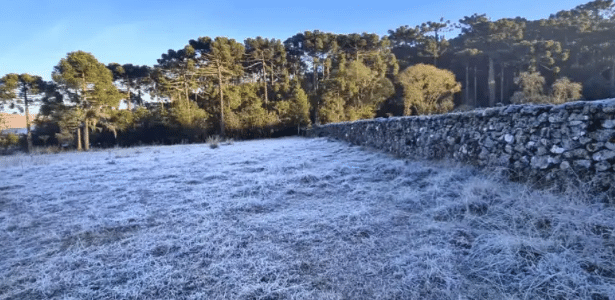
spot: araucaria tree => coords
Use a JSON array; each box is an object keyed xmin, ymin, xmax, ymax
[
  {"xmin": 397, "ymin": 63, "xmax": 461, "ymax": 115},
  {"xmin": 277, "ymin": 79, "xmax": 311, "ymax": 134},
  {"xmin": 52, "ymin": 51, "xmax": 122, "ymax": 150},
  {"xmin": 190, "ymin": 37, "xmax": 245, "ymax": 137},
  {"xmin": 244, "ymin": 37, "xmax": 287, "ymax": 107},
  {"xmin": 107, "ymin": 63, "xmax": 152, "ymax": 110},
  {"xmin": 0, "ymin": 73, "xmax": 45, "ymax": 152}
]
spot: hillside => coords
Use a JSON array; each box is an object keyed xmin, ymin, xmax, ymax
[{"xmin": 1, "ymin": 137, "xmax": 613, "ymax": 299}]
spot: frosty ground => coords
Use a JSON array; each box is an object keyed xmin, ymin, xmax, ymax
[{"xmin": 1, "ymin": 137, "xmax": 614, "ymax": 299}]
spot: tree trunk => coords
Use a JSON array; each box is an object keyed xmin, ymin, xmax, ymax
[
  {"xmin": 500, "ymin": 66, "xmax": 505, "ymax": 104},
  {"xmin": 84, "ymin": 120, "xmax": 90, "ymax": 151},
  {"xmin": 313, "ymin": 59, "xmax": 320, "ymax": 125},
  {"xmin": 24, "ymin": 92, "xmax": 32, "ymax": 153},
  {"xmin": 262, "ymin": 58, "xmax": 268, "ymax": 105},
  {"xmin": 184, "ymin": 76, "xmax": 189, "ymax": 102},
  {"xmin": 218, "ymin": 65, "xmax": 225, "ymax": 137},
  {"xmin": 81, "ymin": 73, "xmax": 89, "ymax": 151},
  {"xmin": 488, "ymin": 56, "xmax": 496, "ymax": 107},
  {"xmin": 77, "ymin": 125, "xmax": 82, "ymax": 151},
  {"xmin": 313, "ymin": 59, "xmax": 318, "ymax": 91},
  {"xmin": 474, "ymin": 66, "xmax": 478, "ymax": 107},
  {"xmin": 126, "ymin": 76, "xmax": 132, "ymax": 111},
  {"xmin": 611, "ymin": 58, "xmax": 615, "ymax": 97},
  {"xmin": 185, "ymin": 78, "xmax": 192, "ymax": 122},
  {"xmin": 434, "ymin": 32, "xmax": 439, "ymax": 67},
  {"xmin": 465, "ymin": 63, "xmax": 470, "ymax": 106},
  {"xmin": 127, "ymin": 91, "xmax": 132, "ymax": 110}
]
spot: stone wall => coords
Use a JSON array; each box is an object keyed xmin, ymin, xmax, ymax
[{"xmin": 309, "ymin": 99, "xmax": 615, "ymax": 197}]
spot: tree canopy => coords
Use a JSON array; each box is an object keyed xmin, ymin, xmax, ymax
[
  {"xmin": 52, "ymin": 51, "xmax": 123, "ymax": 150},
  {"xmin": 0, "ymin": 73, "xmax": 45, "ymax": 152},
  {"xmin": 397, "ymin": 64, "xmax": 461, "ymax": 115},
  {"xmin": 3, "ymin": 0, "xmax": 615, "ymax": 150}
]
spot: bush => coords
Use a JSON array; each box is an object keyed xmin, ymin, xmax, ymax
[
  {"xmin": 551, "ymin": 77, "xmax": 583, "ymax": 104},
  {"xmin": 207, "ymin": 135, "xmax": 221, "ymax": 149},
  {"xmin": 0, "ymin": 133, "xmax": 20, "ymax": 148},
  {"xmin": 512, "ymin": 72, "xmax": 583, "ymax": 105},
  {"xmin": 397, "ymin": 64, "xmax": 461, "ymax": 115}
]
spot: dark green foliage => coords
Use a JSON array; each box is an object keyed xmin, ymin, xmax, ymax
[
  {"xmin": 277, "ymin": 79, "xmax": 311, "ymax": 133},
  {"xmin": 8, "ymin": 0, "xmax": 615, "ymax": 148},
  {"xmin": 107, "ymin": 63, "xmax": 152, "ymax": 110},
  {"xmin": 188, "ymin": 36, "xmax": 245, "ymax": 137},
  {"xmin": 52, "ymin": 51, "xmax": 123, "ymax": 150}
]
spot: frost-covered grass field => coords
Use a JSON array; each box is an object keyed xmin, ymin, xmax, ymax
[{"xmin": 1, "ymin": 137, "xmax": 614, "ymax": 300}]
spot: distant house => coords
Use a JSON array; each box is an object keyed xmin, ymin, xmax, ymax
[{"xmin": 0, "ymin": 113, "xmax": 36, "ymax": 135}]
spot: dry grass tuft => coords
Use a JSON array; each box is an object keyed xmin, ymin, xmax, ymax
[{"xmin": 207, "ymin": 135, "xmax": 221, "ymax": 149}]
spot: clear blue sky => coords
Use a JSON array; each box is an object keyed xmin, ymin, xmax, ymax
[{"xmin": 1, "ymin": 0, "xmax": 587, "ymax": 81}]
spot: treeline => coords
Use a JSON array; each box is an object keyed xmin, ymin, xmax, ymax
[{"xmin": 1, "ymin": 0, "xmax": 614, "ymax": 152}]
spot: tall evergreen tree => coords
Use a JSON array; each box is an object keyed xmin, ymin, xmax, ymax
[
  {"xmin": 388, "ymin": 25, "xmax": 421, "ymax": 48},
  {"xmin": 0, "ymin": 73, "xmax": 45, "ymax": 152},
  {"xmin": 244, "ymin": 37, "xmax": 287, "ymax": 107},
  {"xmin": 453, "ymin": 48, "xmax": 482, "ymax": 106},
  {"xmin": 155, "ymin": 47, "xmax": 199, "ymax": 104},
  {"xmin": 52, "ymin": 51, "xmax": 123, "ymax": 150},
  {"xmin": 189, "ymin": 36, "xmax": 245, "ymax": 137},
  {"xmin": 285, "ymin": 31, "xmax": 338, "ymax": 123},
  {"xmin": 107, "ymin": 63, "xmax": 152, "ymax": 110},
  {"xmin": 460, "ymin": 15, "xmax": 525, "ymax": 106},
  {"xmin": 388, "ymin": 25, "xmax": 422, "ymax": 70},
  {"xmin": 418, "ymin": 18, "xmax": 453, "ymax": 67},
  {"xmin": 277, "ymin": 79, "xmax": 311, "ymax": 133}
]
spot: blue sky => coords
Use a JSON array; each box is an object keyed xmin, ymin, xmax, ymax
[{"xmin": 1, "ymin": 0, "xmax": 587, "ymax": 81}]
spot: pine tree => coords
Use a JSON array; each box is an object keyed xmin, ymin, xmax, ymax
[
  {"xmin": 53, "ymin": 51, "xmax": 123, "ymax": 150},
  {"xmin": 418, "ymin": 18, "xmax": 453, "ymax": 67},
  {"xmin": 244, "ymin": 37, "xmax": 287, "ymax": 107},
  {"xmin": 277, "ymin": 79, "xmax": 311, "ymax": 134},
  {"xmin": 107, "ymin": 63, "xmax": 152, "ymax": 110},
  {"xmin": 0, "ymin": 73, "xmax": 45, "ymax": 152},
  {"xmin": 190, "ymin": 37, "xmax": 245, "ymax": 137}
]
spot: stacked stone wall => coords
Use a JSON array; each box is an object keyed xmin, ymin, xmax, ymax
[{"xmin": 310, "ymin": 99, "xmax": 615, "ymax": 197}]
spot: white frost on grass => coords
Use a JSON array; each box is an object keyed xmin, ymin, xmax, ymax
[{"xmin": 1, "ymin": 137, "xmax": 614, "ymax": 299}]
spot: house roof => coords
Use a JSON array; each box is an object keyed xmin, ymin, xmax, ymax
[{"xmin": 0, "ymin": 113, "xmax": 37, "ymax": 130}]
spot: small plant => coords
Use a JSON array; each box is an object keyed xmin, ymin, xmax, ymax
[
  {"xmin": 207, "ymin": 135, "xmax": 221, "ymax": 149},
  {"xmin": 44, "ymin": 145, "xmax": 61, "ymax": 154},
  {"xmin": 0, "ymin": 133, "xmax": 20, "ymax": 149},
  {"xmin": 223, "ymin": 138, "xmax": 234, "ymax": 146}
]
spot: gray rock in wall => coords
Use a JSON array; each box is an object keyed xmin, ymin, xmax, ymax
[{"xmin": 593, "ymin": 150, "xmax": 615, "ymax": 161}]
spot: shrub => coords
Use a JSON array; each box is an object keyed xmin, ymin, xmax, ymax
[
  {"xmin": 397, "ymin": 64, "xmax": 461, "ymax": 115},
  {"xmin": 512, "ymin": 72, "xmax": 583, "ymax": 104},
  {"xmin": 207, "ymin": 135, "xmax": 221, "ymax": 149},
  {"xmin": 551, "ymin": 77, "xmax": 583, "ymax": 104},
  {"xmin": 0, "ymin": 133, "xmax": 20, "ymax": 148}
]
